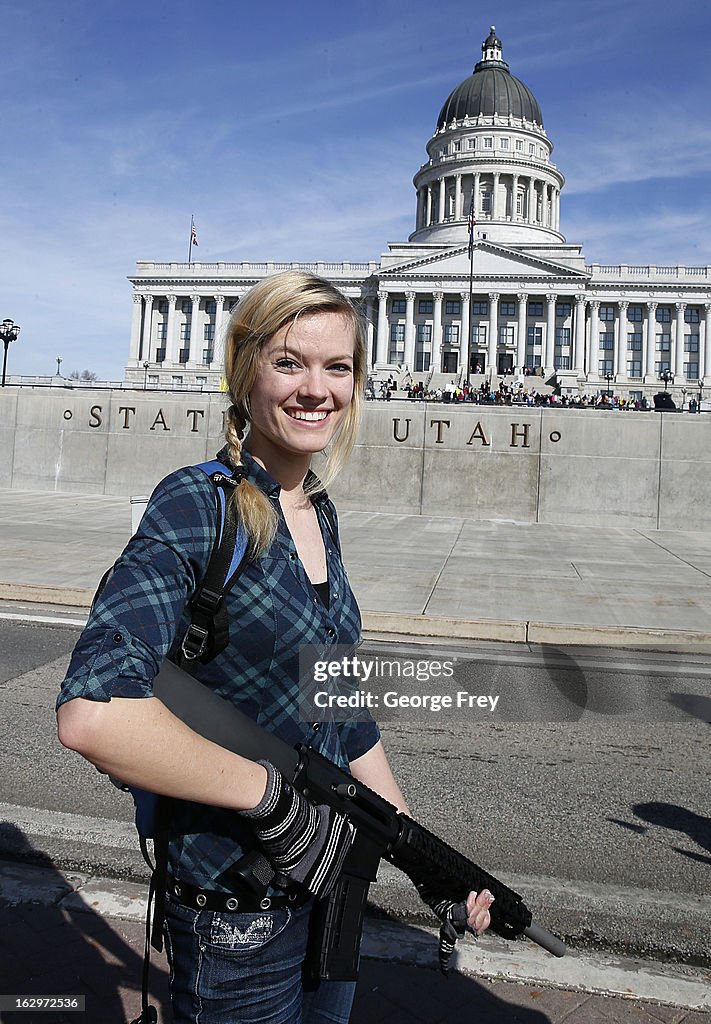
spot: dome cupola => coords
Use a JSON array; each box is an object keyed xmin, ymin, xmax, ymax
[{"xmin": 437, "ymin": 26, "xmax": 543, "ymax": 130}]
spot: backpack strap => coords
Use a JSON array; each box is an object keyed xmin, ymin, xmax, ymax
[{"xmin": 179, "ymin": 460, "xmax": 250, "ymax": 664}]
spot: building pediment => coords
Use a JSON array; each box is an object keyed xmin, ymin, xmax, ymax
[{"xmin": 378, "ymin": 241, "xmax": 589, "ymax": 282}]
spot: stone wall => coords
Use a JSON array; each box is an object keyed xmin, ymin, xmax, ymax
[{"xmin": 1, "ymin": 387, "xmax": 709, "ymax": 531}]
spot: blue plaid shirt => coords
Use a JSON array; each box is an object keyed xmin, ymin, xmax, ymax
[{"xmin": 58, "ymin": 449, "xmax": 380, "ymax": 889}]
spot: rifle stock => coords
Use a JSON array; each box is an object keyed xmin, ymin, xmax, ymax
[{"xmin": 153, "ymin": 659, "xmax": 566, "ymax": 976}]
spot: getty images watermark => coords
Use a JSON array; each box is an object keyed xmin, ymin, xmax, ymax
[{"xmin": 297, "ymin": 646, "xmax": 500, "ymax": 722}]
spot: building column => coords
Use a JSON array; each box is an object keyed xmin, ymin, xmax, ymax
[
  {"xmin": 459, "ymin": 292, "xmax": 470, "ymax": 376},
  {"xmin": 473, "ymin": 172, "xmax": 481, "ymax": 219},
  {"xmin": 527, "ymin": 177, "xmax": 535, "ymax": 224},
  {"xmin": 141, "ymin": 295, "xmax": 154, "ymax": 364},
  {"xmin": 492, "ymin": 172, "xmax": 500, "ymax": 219},
  {"xmin": 511, "ymin": 174, "xmax": 519, "ymax": 220},
  {"xmin": 213, "ymin": 296, "xmax": 226, "ymax": 369},
  {"xmin": 375, "ymin": 291, "xmax": 389, "ymax": 365},
  {"xmin": 432, "ymin": 291, "xmax": 443, "ymax": 374},
  {"xmin": 615, "ymin": 301, "xmax": 628, "ymax": 379},
  {"xmin": 703, "ymin": 303, "xmax": 711, "ymax": 381},
  {"xmin": 573, "ymin": 294, "xmax": 586, "ymax": 375},
  {"xmin": 516, "ymin": 292, "xmax": 527, "ymax": 372},
  {"xmin": 165, "ymin": 294, "xmax": 178, "ymax": 366},
  {"xmin": 425, "ymin": 187, "xmax": 432, "ymax": 227},
  {"xmin": 454, "ymin": 175, "xmax": 462, "ymax": 220},
  {"xmin": 417, "ymin": 189, "xmax": 425, "ymax": 230},
  {"xmin": 674, "ymin": 302, "xmax": 687, "ymax": 378},
  {"xmin": 545, "ymin": 293, "xmax": 557, "ymax": 373},
  {"xmin": 365, "ymin": 296, "xmax": 375, "ymax": 368},
  {"xmin": 129, "ymin": 294, "xmax": 143, "ymax": 364},
  {"xmin": 488, "ymin": 292, "xmax": 499, "ymax": 374},
  {"xmin": 404, "ymin": 291, "xmax": 416, "ymax": 370},
  {"xmin": 555, "ymin": 189, "xmax": 561, "ymax": 231},
  {"xmin": 587, "ymin": 300, "xmax": 600, "ymax": 380},
  {"xmin": 438, "ymin": 179, "xmax": 446, "ymax": 224},
  {"xmin": 189, "ymin": 295, "xmax": 202, "ymax": 365},
  {"xmin": 644, "ymin": 302, "xmax": 657, "ymax": 381}
]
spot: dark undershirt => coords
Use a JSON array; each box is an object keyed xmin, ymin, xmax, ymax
[{"xmin": 312, "ymin": 579, "xmax": 329, "ymax": 607}]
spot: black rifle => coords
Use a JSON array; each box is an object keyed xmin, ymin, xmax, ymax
[{"xmin": 154, "ymin": 660, "xmax": 566, "ymax": 979}]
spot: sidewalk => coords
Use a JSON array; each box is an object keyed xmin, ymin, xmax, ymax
[
  {"xmin": 0, "ymin": 863, "xmax": 709, "ymax": 1024},
  {"xmin": 2, "ymin": 488, "xmax": 711, "ymax": 646}
]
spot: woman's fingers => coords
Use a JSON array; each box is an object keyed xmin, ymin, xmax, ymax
[{"xmin": 465, "ymin": 889, "xmax": 495, "ymax": 935}]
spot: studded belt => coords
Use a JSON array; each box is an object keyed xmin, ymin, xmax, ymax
[{"xmin": 167, "ymin": 877, "xmax": 310, "ymax": 914}]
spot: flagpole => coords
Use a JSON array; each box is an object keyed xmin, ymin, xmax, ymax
[
  {"xmin": 466, "ymin": 194, "xmax": 476, "ymax": 386},
  {"xmin": 188, "ymin": 215, "xmax": 194, "ymax": 264}
]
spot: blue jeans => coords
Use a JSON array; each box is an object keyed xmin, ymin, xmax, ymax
[{"xmin": 164, "ymin": 896, "xmax": 356, "ymax": 1024}]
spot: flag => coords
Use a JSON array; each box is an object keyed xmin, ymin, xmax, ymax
[
  {"xmin": 467, "ymin": 194, "xmax": 476, "ymax": 257},
  {"xmin": 191, "ymin": 222, "xmax": 199, "ymax": 247}
]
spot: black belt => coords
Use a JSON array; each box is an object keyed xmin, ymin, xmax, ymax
[{"xmin": 167, "ymin": 877, "xmax": 310, "ymax": 914}]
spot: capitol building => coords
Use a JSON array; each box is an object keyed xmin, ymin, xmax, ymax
[{"xmin": 125, "ymin": 28, "xmax": 710, "ymax": 400}]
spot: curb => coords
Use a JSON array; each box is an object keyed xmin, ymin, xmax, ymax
[{"xmin": 3, "ymin": 583, "xmax": 711, "ymax": 649}]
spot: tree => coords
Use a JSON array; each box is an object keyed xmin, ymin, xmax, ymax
[{"xmin": 69, "ymin": 369, "xmax": 99, "ymax": 381}]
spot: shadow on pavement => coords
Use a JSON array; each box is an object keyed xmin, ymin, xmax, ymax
[
  {"xmin": 633, "ymin": 801, "xmax": 711, "ymax": 866},
  {"xmin": 0, "ymin": 826, "xmax": 169, "ymax": 1024}
]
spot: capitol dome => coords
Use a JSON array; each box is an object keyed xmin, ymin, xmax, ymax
[{"xmin": 437, "ymin": 27, "xmax": 543, "ymax": 129}]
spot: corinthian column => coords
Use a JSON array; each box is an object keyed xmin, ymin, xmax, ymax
[
  {"xmin": 587, "ymin": 300, "xmax": 600, "ymax": 380},
  {"xmin": 644, "ymin": 301, "xmax": 657, "ymax": 382},
  {"xmin": 545, "ymin": 293, "xmax": 556, "ymax": 373},
  {"xmin": 129, "ymin": 294, "xmax": 143, "ymax": 364},
  {"xmin": 404, "ymin": 292, "xmax": 416, "ymax": 371},
  {"xmin": 432, "ymin": 291, "xmax": 443, "ymax": 374},
  {"xmin": 459, "ymin": 292, "xmax": 470, "ymax": 377},
  {"xmin": 703, "ymin": 303, "xmax": 711, "ymax": 381},
  {"xmin": 375, "ymin": 291, "xmax": 389, "ymax": 365},
  {"xmin": 516, "ymin": 292, "xmax": 527, "ymax": 372},
  {"xmin": 573, "ymin": 294, "xmax": 586, "ymax": 375},
  {"xmin": 616, "ymin": 301, "xmax": 628, "ymax": 379},
  {"xmin": 165, "ymin": 295, "xmax": 178, "ymax": 366},
  {"xmin": 488, "ymin": 293, "xmax": 499, "ymax": 374},
  {"xmin": 674, "ymin": 302, "xmax": 687, "ymax": 378}
]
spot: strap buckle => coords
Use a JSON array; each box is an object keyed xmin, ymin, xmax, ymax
[{"xmin": 181, "ymin": 623, "xmax": 210, "ymax": 661}]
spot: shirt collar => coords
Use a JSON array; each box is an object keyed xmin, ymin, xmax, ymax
[{"xmin": 215, "ymin": 445, "xmax": 329, "ymax": 505}]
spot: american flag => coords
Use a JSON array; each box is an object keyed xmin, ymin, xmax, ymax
[
  {"xmin": 190, "ymin": 221, "xmax": 199, "ymax": 247},
  {"xmin": 467, "ymin": 195, "xmax": 476, "ymax": 257}
]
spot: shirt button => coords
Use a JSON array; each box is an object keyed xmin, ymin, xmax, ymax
[
  {"xmin": 289, "ymin": 552, "xmax": 297, "ymax": 560},
  {"xmin": 326, "ymin": 628, "xmax": 336, "ymax": 639},
  {"xmin": 112, "ymin": 632, "xmax": 123, "ymax": 644}
]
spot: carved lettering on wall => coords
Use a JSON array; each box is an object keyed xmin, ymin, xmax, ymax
[
  {"xmin": 187, "ymin": 409, "xmax": 205, "ymax": 433},
  {"xmin": 150, "ymin": 409, "xmax": 171, "ymax": 432},
  {"xmin": 430, "ymin": 419, "xmax": 450, "ymax": 444},
  {"xmin": 119, "ymin": 406, "xmax": 136, "ymax": 430},
  {"xmin": 89, "ymin": 406, "xmax": 103, "ymax": 428},
  {"xmin": 393, "ymin": 418, "xmax": 411, "ymax": 443},
  {"xmin": 510, "ymin": 423, "xmax": 530, "ymax": 448},
  {"xmin": 466, "ymin": 422, "xmax": 490, "ymax": 447}
]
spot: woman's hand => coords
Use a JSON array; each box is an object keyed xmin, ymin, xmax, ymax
[{"xmin": 465, "ymin": 888, "xmax": 494, "ymax": 936}]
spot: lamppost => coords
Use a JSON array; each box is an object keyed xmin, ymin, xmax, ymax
[
  {"xmin": 659, "ymin": 368, "xmax": 673, "ymax": 392},
  {"xmin": 1, "ymin": 319, "xmax": 21, "ymax": 387},
  {"xmin": 699, "ymin": 378, "xmax": 705, "ymax": 414},
  {"xmin": 143, "ymin": 361, "xmax": 150, "ymax": 389},
  {"xmin": 681, "ymin": 386, "xmax": 688, "ymax": 412},
  {"xmin": 604, "ymin": 371, "xmax": 614, "ymax": 399},
  {"xmin": 56, "ymin": 356, "xmax": 62, "ymax": 376}
]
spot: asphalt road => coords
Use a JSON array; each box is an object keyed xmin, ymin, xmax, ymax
[{"xmin": 1, "ymin": 615, "xmax": 709, "ymax": 962}]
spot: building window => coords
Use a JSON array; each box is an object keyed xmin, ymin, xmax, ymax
[
  {"xmin": 443, "ymin": 324, "xmax": 459, "ymax": 345},
  {"xmin": 627, "ymin": 360, "xmax": 642, "ymax": 377},
  {"xmin": 453, "ymin": 141, "xmax": 461, "ymax": 152},
  {"xmin": 445, "ymin": 299, "xmax": 460, "ymax": 315},
  {"xmin": 391, "ymin": 299, "xmax": 406, "ymax": 314},
  {"xmin": 629, "ymin": 391, "xmax": 643, "ymax": 402},
  {"xmin": 205, "ymin": 300, "xmax": 217, "ymax": 315},
  {"xmin": 554, "ymin": 355, "xmax": 571, "ymax": 370},
  {"xmin": 656, "ymin": 334, "xmax": 671, "ymax": 351},
  {"xmin": 529, "ymin": 143, "xmax": 535, "ymax": 154},
  {"xmin": 390, "ymin": 324, "xmax": 405, "ymax": 344},
  {"xmin": 599, "ymin": 305, "xmax": 615, "ymax": 321},
  {"xmin": 467, "ymin": 138, "xmax": 476, "ymax": 149},
  {"xmin": 655, "ymin": 360, "xmax": 671, "ymax": 374},
  {"xmin": 471, "ymin": 301, "xmax": 488, "ymax": 316},
  {"xmin": 148, "ymin": 374, "xmax": 159, "ymax": 385},
  {"xmin": 598, "ymin": 359, "xmax": 614, "ymax": 375},
  {"xmin": 685, "ymin": 335, "xmax": 700, "ymax": 352},
  {"xmin": 656, "ymin": 306, "xmax": 672, "ymax": 323},
  {"xmin": 172, "ymin": 375, "xmax": 184, "ymax": 385},
  {"xmin": 627, "ymin": 305, "xmax": 643, "ymax": 322},
  {"xmin": 685, "ymin": 307, "xmax": 700, "ymax": 324},
  {"xmin": 628, "ymin": 334, "xmax": 642, "ymax": 350},
  {"xmin": 473, "ymin": 324, "xmax": 487, "ymax": 346},
  {"xmin": 525, "ymin": 354, "xmax": 542, "ymax": 369},
  {"xmin": 202, "ymin": 349, "xmax": 214, "ymax": 364},
  {"xmin": 180, "ymin": 299, "xmax": 192, "ymax": 314},
  {"xmin": 180, "ymin": 323, "xmax": 191, "ymax": 341},
  {"xmin": 684, "ymin": 362, "xmax": 699, "ymax": 378},
  {"xmin": 415, "ymin": 351, "xmax": 430, "ymax": 372},
  {"xmin": 483, "ymin": 137, "xmax": 493, "ymax": 148},
  {"xmin": 528, "ymin": 301, "xmax": 543, "ymax": 317},
  {"xmin": 556, "ymin": 302, "xmax": 571, "ymax": 318},
  {"xmin": 500, "ymin": 137, "xmax": 509, "ymax": 149},
  {"xmin": 203, "ymin": 324, "xmax": 214, "ymax": 341},
  {"xmin": 158, "ymin": 300, "xmax": 168, "ymax": 315},
  {"xmin": 599, "ymin": 333, "xmax": 614, "ymax": 350},
  {"xmin": 155, "ymin": 348, "xmax": 166, "ymax": 363},
  {"xmin": 156, "ymin": 323, "xmax": 167, "ymax": 342},
  {"xmin": 178, "ymin": 348, "xmax": 190, "ymax": 363},
  {"xmin": 499, "ymin": 325, "xmax": 515, "ymax": 346},
  {"xmin": 527, "ymin": 326, "xmax": 543, "ymax": 346},
  {"xmin": 515, "ymin": 139, "xmax": 524, "ymax": 151},
  {"xmin": 555, "ymin": 328, "xmax": 571, "ymax": 345},
  {"xmin": 500, "ymin": 301, "xmax": 515, "ymax": 316},
  {"xmin": 196, "ymin": 376, "xmax": 208, "ymax": 386},
  {"xmin": 515, "ymin": 191, "xmax": 525, "ymax": 215},
  {"xmin": 418, "ymin": 299, "xmax": 433, "ymax": 314},
  {"xmin": 481, "ymin": 191, "xmax": 492, "ymax": 213},
  {"xmin": 416, "ymin": 324, "xmax": 432, "ymax": 344}
]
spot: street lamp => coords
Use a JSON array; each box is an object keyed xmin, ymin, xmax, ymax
[
  {"xmin": 56, "ymin": 356, "xmax": 62, "ymax": 376},
  {"xmin": 143, "ymin": 361, "xmax": 150, "ymax": 389},
  {"xmin": 681, "ymin": 386, "xmax": 688, "ymax": 412},
  {"xmin": 604, "ymin": 371, "xmax": 614, "ymax": 399},
  {"xmin": 0, "ymin": 319, "xmax": 21, "ymax": 387},
  {"xmin": 659, "ymin": 368, "xmax": 673, "ymax": 392},
  {"xmin": 698, "ymin": 378, "xmax": 705, "ymax": 414}
]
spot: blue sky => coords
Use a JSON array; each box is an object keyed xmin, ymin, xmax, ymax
[{"xmin": 2, "ymin": 0, "xmax": 711, "ymax": 379}]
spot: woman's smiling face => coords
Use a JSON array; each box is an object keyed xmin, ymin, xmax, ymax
[{"xmin": 246, "ymin": 310, "xmax": 356, "ymax": 465}]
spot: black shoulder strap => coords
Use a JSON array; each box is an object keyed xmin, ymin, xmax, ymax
[{"xmin": 179, "ymin": 462, "xmax": 250, "ymax": 664}]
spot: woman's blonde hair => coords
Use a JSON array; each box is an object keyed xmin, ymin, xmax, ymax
[{"xmin": 222, "ymin": 270, "xmax": 366, "ymax": 557}]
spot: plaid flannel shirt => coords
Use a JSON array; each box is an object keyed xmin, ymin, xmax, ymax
[{"xmin": 58, "ymin": 449, "xmax": 380, "ymax": 889}]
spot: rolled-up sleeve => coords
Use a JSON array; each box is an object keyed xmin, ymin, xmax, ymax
[{"xmin": 57, "ymin": 467, "xmax": 217, "ymax": 709}]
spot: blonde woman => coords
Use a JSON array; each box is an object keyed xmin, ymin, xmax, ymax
[{"xmin": 57, "ymin": 272, "xmax": 492, "ymax": 1024}]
